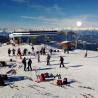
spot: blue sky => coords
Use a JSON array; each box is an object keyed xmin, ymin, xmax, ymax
[{"xmin": 0, "ymin": 0, "xmax": 98, "ymax": 30}]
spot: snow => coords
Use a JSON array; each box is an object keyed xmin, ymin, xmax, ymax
[{"xmin": 0, "ymin": 44, "xmax": 98, "ymax": 98}]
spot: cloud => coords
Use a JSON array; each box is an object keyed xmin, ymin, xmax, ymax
[
  {"xmin": 20, "ymin": 15, "xmax": 81, "ymax": 26},
  {"xmin": 30, "ymin": 4, "xmax": 66, "ymax": 17},
  {"xmin": 21, "ymin": 15, "xmax": 60, "ymax": 22},
  {"xmin": 20, "ymin": 14, "xmax": 98, "ymax": 29},
  {"xmin": 21, "ymin": 16, "xmax": 36, "ymax": 20},
  {"xmin": 21, "ymin": 15, "xmax": 58, "ymax": 21}
]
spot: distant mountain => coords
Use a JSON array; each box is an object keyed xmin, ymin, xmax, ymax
[
  {"xmin": 77, "ymin": 30, "xmax": 98, "ymax": 43},
  {"xmin": 77, "ymin": 30, "xmax": 98, "ymax": 36}
]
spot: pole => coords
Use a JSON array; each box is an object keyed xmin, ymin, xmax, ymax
[
  {"xmin": 75, "ymin": 32, "xmax": 78, "ymax": 49},
  {"xmin": 66, "ymin": 32, "xmax": 67, "ymax": 41}
]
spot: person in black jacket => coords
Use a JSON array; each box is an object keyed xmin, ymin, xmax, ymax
[
  {"xmin": 47, "ymin": 54, "xmax": 51, "ymax": 65},
  {"xmin": 12, "ymin": 48, "xmax": 16, "ymax": 56},
  {"xmin": 49, "ymin": 49, "xmax": 53, "ymax": 55},
  {"xmin": 32, "ymin": 46, "xmax": 34, "ymax": 51},
  {"xmin": 37, "ymin": 51, "xmax": 40, "ymax": 62},
  {"xmin": 22, "ymin": 57, "xmax": 27, "ymax": 71},
  {"xmin": 27, "ymin": 59, "xmax": 32, "ymax": 71},
  {"xmin": 60, "ymin": 56, "xmax": 65, "ymax": 68},
  {"xmin": 17, "ymin": 48, "xmax": 22, "ymax": 59},
  {"xmin": 8, "ymin": 48, "xmax": 11, "ymax": 56}
]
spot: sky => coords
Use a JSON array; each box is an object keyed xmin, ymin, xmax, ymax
[{"xmin": 0, "ymin": 0, "xmax": 98, "ymax": 30}]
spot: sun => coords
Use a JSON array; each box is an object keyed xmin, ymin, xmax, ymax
[{"xmin": 76, "ymin": 21, "xmax": 82, "ymax": 27}]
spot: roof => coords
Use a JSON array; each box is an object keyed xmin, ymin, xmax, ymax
[
  {"xmin": 10, "ymin": 30, "xmax": 58, "ymax": 37},
  {"xmin": 60, "ymin": 41, "xmax": 72, "ymax": 44}
]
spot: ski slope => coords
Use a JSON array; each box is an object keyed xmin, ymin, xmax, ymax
[{"xmin": 0, "ymin": 44, "xmax": 98, "ymax": 98}]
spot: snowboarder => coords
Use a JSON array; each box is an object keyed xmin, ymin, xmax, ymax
[
  {"xmin": 12, "ymin": 48, "xmax": 16, "ymax": 56},
  {"xmin": 27, "ymin": 59, "xmax": 32, "ymax": 71},
  {"xmin": 60, "ymin": 56, "xmax": 65, "ymax": 68},
  {"xmin": 47, "ymin": 54, "xmax": 51, "ymax": 65},
  {"xmin": 22, "ymin": 57, "xmax": 27, "ymax": 71},
  {"xmin": 8, "ymin": 48, "xmax": 11, "ymax": 56}
]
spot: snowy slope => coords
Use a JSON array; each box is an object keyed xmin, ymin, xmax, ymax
[{"xmin": 0, "ymin": 44, "xmax": 98, "ymax": 98}]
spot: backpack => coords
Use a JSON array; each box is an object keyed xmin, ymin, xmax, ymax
[
  {"xmin": 62, "ymin": 78, "xmax": 68, "ymax": 85},
  {"xmin": 44, "ymin": 73, "xmax": 49, "ymax": 78},
  {"xmin": 57, "ymin": 80, "xmax": 63, "ymax": 86},
  {"xmin": 40, "ymin": 74, "xmax": 45, "ymax": 81}
]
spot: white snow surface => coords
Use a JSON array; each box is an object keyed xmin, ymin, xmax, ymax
[{"xmin": 0, "ymin": 44, "xmax": 98, "ymax": 98}]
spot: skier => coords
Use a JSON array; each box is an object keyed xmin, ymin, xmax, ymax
[
  {"xmin": 17, "ymin": 48, "xmax": 21, "ymax": 55},
  {"xmin": 8, "ymin": 48, "xmax": 11, "ymax": 56},
  {"xmin": 49, "ymin": 49, "xmax": 53, "ymax": 55},
  {"xmin": 17, "ymin": 48, "xmax": 22, "ymax": 59},
  {"xmin": 23, "ymin": 48, "xmax": 27, "ymax": 56},
  {"xmin": 60, "ymin": 56, "xmax": 65, "ymax": 68},
  {"xmin": 37, "ymin": 52, "xmax": 40, "ymax": 62},
  {"xmin": 27, "ymin": 59, "xmax": 32, "ymax": 71},
  {"xmin": 22, "ymin": 57, "xmax": 27, "ymax": 71},
  {"xmin": 12, "ymin": 48, "xmax": 16, "ymax": 56},
  {"xmin": 32, "ymin": 46, "xmax": 34, "ymax": 51},
  {"xmin": 43, "ymin": 47, "xmax": 46, "ymax": 55},
  {"xmin": 47, "ymin": 54, "xmax": 51, "ymax": 65}
]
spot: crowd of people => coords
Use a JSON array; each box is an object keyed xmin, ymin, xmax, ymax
[
  {"xmin": 8, "ymin": 45, "xmax": 67, "ymax": 72},
  {"xmin": 8, "ymin": 48, "xmax": 28, "ymax": 57}
]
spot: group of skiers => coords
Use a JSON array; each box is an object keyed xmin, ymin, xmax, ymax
[
  {"xmin": 8, "ymin": 45, "xmax": 67, "ymax": 71},
  {"xmin": 8, "ymin": 48, "xmax": 16, "ymax": 56},
  {"xmin": 8, "ymin": 48, "xmax": 22, "ymax": 56},
  {"xmin": 22, "ymin": 57, "xmax": 32, "ymax": 71},
  {"xmin": 40, "ymin": 47, "xmax": 46, "ymax": 55},
  {"xmin": 36, "ymin": 52, "xmax": 65, "ymax": 67},
  {"xmin": 8, "ymin": 48, "xmax": 22, "ymax": 59},
  {"xmin": 8, "ymin": 48, "xmax": 29, "ymax": 56},
  {"xmin": 22, "ymin": 48, "xmax": 65, "ymax": 70},
  {"xmin": 35, "ymin": 47, "xmax": 51, "ymax": 64}
]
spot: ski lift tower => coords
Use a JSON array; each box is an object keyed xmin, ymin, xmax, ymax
[{"xmin": 75, "ymin": 21, "xmax": 82, "ymax": 49}]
